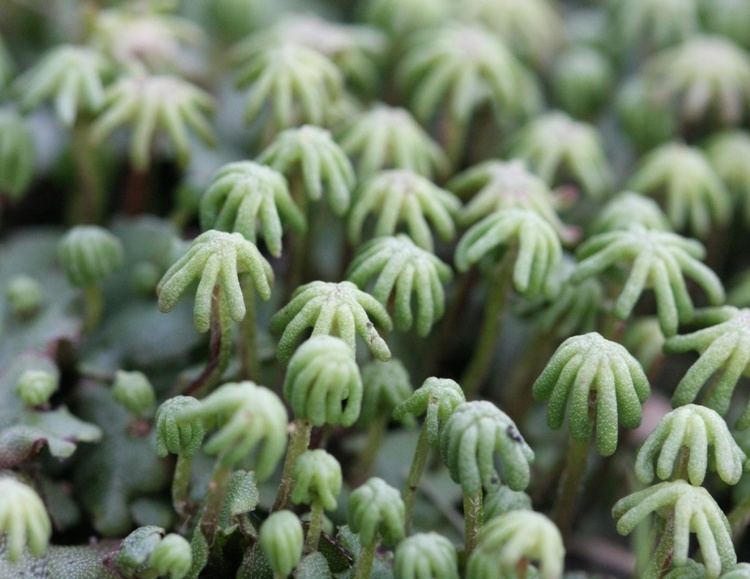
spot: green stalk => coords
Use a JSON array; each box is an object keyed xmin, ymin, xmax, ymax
[
  {"xmin": 200, "ymin": 462, "xmax": 233, "ymax": 544},
  {"xmin": 186, "ymin": 288, "xmax": 233, "ymax": 396},
  {"xmin": 460, "ymin": 251, "xmax": 515, "ymax": 399},
  {"xmin": 552, "ymin": 436, "xmax": 590, "ymax": 537},
  {"xmin": 83, "ymin": 284, "xmax": 103, "ymax": 333},
  {"xmin": 728, "ymin": 494, "xmax": 750, "ymax": 542},
  {"xmin": 354, "ymin": 541, "xmax": 377, "ymax": 579},
  {"xmin": 172, "ymin": 454, "xmax": 193, "ymax": 520},
  {"xmin": 239, "ymin": 276, "xmax": 258, "ymax": 380},
  {"xmin": 287, "ymin": 174, "xmax": 308, "ymax": 299},
  {"xmin": 354, "ymin": 414, "xmax": 388, "ymax": 484},
  {"xmin": 403, "ymin": 426, "xmax": 431, "ymax": 534},
  {"xmin": 504, "ymin": 331, "xmax": 556, "ymax": 420},
  {"xmin": 645, "ymin": 516, "xmax": 675, "ymax": 579},
  {"xmin": 305, "ymin": 500, "xmax": 324, "ymax": 553},
  {"xmin": 273, "ymin": 418, "xmax": 312, "ymax": 511},
  {"xmin": 463, "ymin": 490, "xmax": 483, "ymax": 556},
  {"xmin": 70, "ymin": 122, "xmax": 103, "ymax": 224}
]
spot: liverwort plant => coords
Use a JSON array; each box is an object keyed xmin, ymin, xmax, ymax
[
  {"xmin": 533, "ymin": 333, "xmax": 650, "ymax": 532},
  {"xmin": 0, "ymin": 476, "xmax": 52, "ymax": 562},
  {"xmin": 591, "ymin": 191, "xmax": 671, "ymax": 235},
  {"xmin": 348, "ymin": 477, "xmax": 405, "ymax": 579},
  {"xmin": 394, "ymin": 533, "xmax": 458, "ymax": 579},
  {"xmin": 572, "ymin": 225, "xmax": 724, "ymax": 336},
  {"xmin": 393, "ymin": 377, "xmax": 465, "ymax": 532},
  {"xmin": 455, "ymin": 207, "xmax": 562, "ymax": 397},
  {"xmin": 260, "ymin": 511, "xmax": 304, "ymax": 579},
  {"xmin": 157, "ymin": 230, "xmax": 273, "ymax": 390},
  {"xmin": 440, "ymin": 401, "xmax": 534, "ymax": 554}
]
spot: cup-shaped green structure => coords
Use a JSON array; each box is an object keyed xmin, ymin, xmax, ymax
[
  {"xmin": 291, "ymin": 449, "xmax": 342, "ymax": 512},
  {"xmin": 348, "ymin": 169, "xmax": 460, "ymax": 252},
  {"xmin": 0, "ymin": 476, "xmax": 51, "ymax": 561},
  {"xmin": 572, "ymin": 225, "xmax": 724, "ymax": 336},
  {"xmin": 533, "ymin": 332, "xmax": 650, "ymax": 456},
  {"xmin": 508, "ymin": 111, "xmax": 612, "ymax": 199},
  {"xmin": 642, "ymin": 36, "xmax": 750, "ymax": 127},
  {"xmin": 58, "ymin": 225, "xmax": 124, "ymax": 287},
  {"xmin": 260, "ymin": 510, "xmax": 304, "ymax": 579},
  {"xmin": 157, "ymin": 230, "xmax": 273, "ymax": 333},
  {"xmin": 665, "ymin": 307, "xmax": 750, "ymax": 422},
  {"xmin": 91, "ymin": 73, "xmax": 215, "ymax": 170},
  {"xmin": 552, "ymin": 45, "xmax": 614, "ymax": 120},
  {"xmin": 339, "ymin": 104, "xmax": 449, "ymax": 179},
  {"xmin": 16, "ymin": 369, "xmax": 58, "ymax": 407},
  {"xmin": 270, "ymin": 280, "xmax": 392, "ymax": 362},
  {"xmin": 155, "ymin": 396, "xmax": 205, "ymax": 458},
  {"xmin": 358, "ymin": 359, "xmax": 413, "ymax": 428},
  {"xmin": 15, "ymin": 45, "xmax": 110, "ymax": 126},
  {"xmin": 362, "ymin": 0, "xmax": 450, "ymax": 36},
  {"xmin": 393, "ymin": 377, "xmax": 465, "ymax": 446},
  {"xmin": 628, "ymin": 143, "xmax": 730, "ymax": 237},
  {"xmin": 591, "ymin": 191, "xmax": 671, "ymax": 235},
  {"xmin": 397, "ymin": 24, "xmax": 539, "ymax": 133},
  {"xmin": 616, "ymin": 78, "xmax": 677, "ymax": 150},
  {"xmin": 461, "ymin": 0, "xmax": 564, "ymax": 69},
  {"xmin": 706, "ymin": 131, "xmax": 750, "ymax": 226},
  {"xmin": 0, "ymin": 110, "xmax": 34, "ymax": 200},
  {"xmin": 233, "ymin": 43, "xmax": 343, "ymax": 130},
  {"xmin": 257, "ymin": 125, "xmax": 355, "ymax": 217},
  {"xmin": 347, "ymin": 235, "xmax": 452, "ymax": 336},
  {"xmin": 177, "ymin": 381, "xmax": 288, "ymax": 477},
  {"xmin": 348, "ymin": 477, "xmax": 405, "ymax": 546},
  {"xmin": 610, "ymin": 0, "xmax": 699, "ymax": 51},
  {"xmin": 200, "ymin": 161, "xmax": 305, "ymax": 258},
  {"xmin": 440, "ymin": 401, "xmax": 534, "ymax": 494},
  {"xmin": 467, "ymin": 511, "xmax": 565, "ymax": 579},
  {"xmin": 283, "ymin": 335, "xmax": 362, "ymax": 427},
  {"xmin": 148, "ymin": 533, "xmax": 192, "ymax": 579},
  {"xmin": 233, "ymin": 15, "xmax": 385, "ymax": 94},
  {"xmin": 613, "ymin": 481, "xmax": 736, "ymax": 578},
  {"xmin": 456, "ymin": 208, "xmax": 562, "ymax": 298},
  {"xmin": 112, "ymin": 370, "xmax": 155, "ymax": 418},
  {"xmin": 635, "ymin": 404, "xmax": 746, "ymax": 486},
  {"xmin": 394, "ymin": 532, "xmax": 459, "ymax": 579}
]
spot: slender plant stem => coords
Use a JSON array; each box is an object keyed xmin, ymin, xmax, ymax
[
  {"xmin": 70, "ymin": 122, "xmax": 103, "ymax": 224},
  {"xmin": 172, "ymin": 454, "xmax": 193, "ymax": 520},
  {"xmin": 463, "ymin": 490, "xmax": 483, "ymax": 556},
  {"xmin": 354, "ymin": 541, "xmax": 377, "ymax": 579},
  {"xmin": 83, "ymin": 284, "xmax": 103, "ymax": 333},
  {"xmin": 200, "ymin": 463, "xmax": 233, "ymax": 544},
  {"xmin": 287, "ymin": 174, "xmax": 308, "ymax": 300},
  {"xmin": 354, "ymin": 414, "xmax": 388, "ymax": 484},
  {"xmin": 728, "ymin": 493, "xmax": 750, "ymax": 542},
  {"xmin": 403, "ymin": 426, "xmax": 431, "ymax": 534},
  {"xmin": 645, "ymin": 516, "xmax": 674, "ymax": 579},
  {"xmin": 305, "ymin": 500, "xmax": 324, "ymax": 553},
  {"xmin": 504, "ymin": 331, "xmax": 556, "ymax": 420},
  {"xmin": 186, "ymin": 289, "xmax": 233, "ymax": 396},
  {"xmin": 122, "ymin": 164, "xmax": 150, "ymax": 215},
  {"xmin": 239, "ymin": 276, "xmax": 258, "ymax": 380},
  {"xmin": 273, "ymin": 418, "xmax": 312, "ymax": 511},
  {"xmin": 552, "ymin": 436, "xmax": 590, "ymax": 537},
  {"xmin": 460, "ymin": 251, "xmax": 515, "ymax": 399}
]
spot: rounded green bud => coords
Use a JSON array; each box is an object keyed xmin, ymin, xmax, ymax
[
  {"xmin": 148, "ymin": 533, "xmax": 192, "ymax": 579},
  {"xmin": 177, "ymin": 381, "xmax": 288, "ymax": 477},
  {"xmin": 616, "ymin": 78, "xmax": 676, "ymax": 151},
  {"xmin": 483, "ymin": 486, "xmax": 532, "ymax": 522},
  {"xmin": 5, "ymin": 275, "xmax": 43, "ymax": 318},
  {"xmin": 467, "ymin": 511, "xmax": 564, "ymax": 579},
  {"xmin": 394, "ymin": 532, "xmax": 458, "ymax": 579},
  {"xmin": 131, "ymin": 261, "xmax": 162, "ymax": 296},
  {"xmin": 613, "ymin": 481, "xmax": 736, "ymax": 578},
  {"xmin": 552, "ymin": 46, "xmax": 614, "ymax": 120},
  {"xmin": 291, "ymin": 449, "xmax": 342, "ymax": 511},
  {"xmin": 635, "ymin": 404, "xmax": 746, "ymax": 486},
  {"xmin": 393, "ymin": 377, "xmax": 465, "ymax": 446},
  {"xmin": 58, "ymin": 225, "xmax": 124, "ymax": 287},
  {"xmin": 155, "ymin": 396, "xmax": 205, "ymax": 458},
  {"xmin": 283, "ymin": 336, "xmax": 363, "ymax": 427},
  {"xmin": 16, "ymin": 369, "xmax": 59, "ymax": 407},
  {"xmin": 358, "ymin": 359, "xmax": 413, "ymax": 427},
  {"xmin": 0, "ymin": 110, "xmax": 35, "ymax": 201},
  {"xmin": 259, "ymin": 511, "xmax": 304, "ymax": 578},
  {"xmin": 117, "ymin": 525, "xmax": 164, "ymax": 575},
  {"xmin": 0, "ymin": 476, "xmax": 52, "ymax": 561},
  {"xmin": 112, "ymin": 370, "xmax": 156, "ymax": 418},
  {"xmin": 533, "ymin": 333, "xmax": 650, "ymax": 456},
  {"xmin": 440, "ymin": 401, "xmax": 534, "ymax": 495},
  {"xmin": 348, "ymin": 477, "xmax": 405, "ymax": 546}
]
